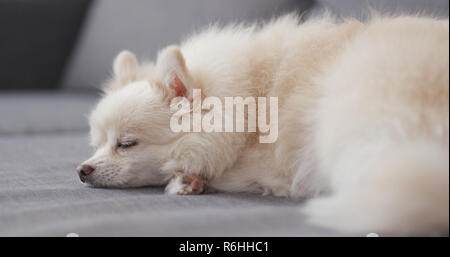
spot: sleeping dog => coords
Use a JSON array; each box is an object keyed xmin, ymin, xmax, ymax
[{"xmin": 77, "ymin": 14, "xmax": 449, "ymax": 235}]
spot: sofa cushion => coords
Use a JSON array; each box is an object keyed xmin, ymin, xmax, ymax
[
  {"xmin": 314, "ymin": 0, "xmax": 449, "ymax": 19},
  {"xmin": 0, "ymin": 132, "xmax": 337, "ymax": 236},
  {"xmin": 61, "ymin": 0, "xmax": 315, "ymax": 90},
  {"xmin": 0, "ymin": 92, "xmax": 97, "ymax": 135}
]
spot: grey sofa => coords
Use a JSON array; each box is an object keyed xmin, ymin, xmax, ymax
[{"xmin": 0, "ymin": 0, "xmax": 447, "ymax": 236}]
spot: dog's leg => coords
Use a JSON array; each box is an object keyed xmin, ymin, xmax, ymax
[
  {"xmin": 165, "ymin": 171, "xmax": 205, "ymax": 195},
  {"xmin": 163, "ymin": 132, "xmax": 247, "ymax": 195}
]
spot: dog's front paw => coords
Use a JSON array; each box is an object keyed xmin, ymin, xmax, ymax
[{"xmin": 165, "ymin": 172, "xmax": 205, "ymax": 195}]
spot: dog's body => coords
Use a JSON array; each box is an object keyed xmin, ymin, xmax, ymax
[{"xmin": 79, "ymin": 14, "xmax": 449, "ymax": 235}]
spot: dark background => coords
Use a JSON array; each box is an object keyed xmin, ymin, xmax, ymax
[
  {"xmin": 0, "ymin": 0, "xmax": 91, "ymax": 90},
  {"xmin": 0, "ymin": 0, "xmax": 312, "ymax": 91}
]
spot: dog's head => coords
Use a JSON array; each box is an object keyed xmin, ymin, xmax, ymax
[{"xmin": 77, "ymin": 46, "xmax": 194, "ymax": 187}]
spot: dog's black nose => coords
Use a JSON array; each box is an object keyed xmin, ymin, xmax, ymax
[{"xmin": 77, "ymin": 164, "xmax": 95, "ymax": 182}]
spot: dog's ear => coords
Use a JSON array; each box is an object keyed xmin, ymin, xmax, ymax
[
  {"xmin": 157, "ymin": 46, "xmax": 193, "ymax": 100},
  {"xmin": 113, "ymin": 50, "xmax": 139, "ymax": 84}
]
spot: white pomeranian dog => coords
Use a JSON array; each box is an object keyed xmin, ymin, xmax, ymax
[{"xmin": 77, "ymin": 13, "xmax": 449, "ymax": 236}]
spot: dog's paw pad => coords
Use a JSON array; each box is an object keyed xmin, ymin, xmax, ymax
[{"xmin": 165, "ymin": 173, "xmax": 204, "ymax": 195}]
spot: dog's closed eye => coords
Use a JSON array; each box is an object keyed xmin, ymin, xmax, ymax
[{"xmin": 117, "ymin": 140, "xmax": 138, "ymax": 149}]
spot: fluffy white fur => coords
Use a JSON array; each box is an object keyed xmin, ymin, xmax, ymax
[{"xmin": 80, "ymin": 14, "xmax": 449, "ymax": 236}]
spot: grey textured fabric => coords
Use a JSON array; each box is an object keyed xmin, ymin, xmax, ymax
[
  {"xmin": 0, "ymin": 92, "xmax": 97, "ymax": 135},
  {"xmin": 315, "ymin": 0, "xmax": 449, "ymax": 19},
  {"xmin": 0, "ymin": 132, "xmax": 337, "ymax": 236}
]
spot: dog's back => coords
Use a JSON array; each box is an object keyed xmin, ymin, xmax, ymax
[
  {"xmin": 302, "ymin": 16, "xmax": 449, "ymax": 235},
  {"xmin": 189, "ymin": 15, "xmax": 449, "ymax": 235}
]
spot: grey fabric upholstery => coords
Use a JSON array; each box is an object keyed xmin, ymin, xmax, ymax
[
  {"xmin": 314, "ymin": 0, "xmax": 449, "ymax": 19},
  {"xmin": 0, "ymin": 93, "xmax": 97, "ymax": 135},
  {"xmin": 0, "ymin": 125, "xmax": 335, "ymax": 236}
]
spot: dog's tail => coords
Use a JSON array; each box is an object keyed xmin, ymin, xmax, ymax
[{"xmin": 303, "ymin": 142, "xmax": 449, "ymax": 236}]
